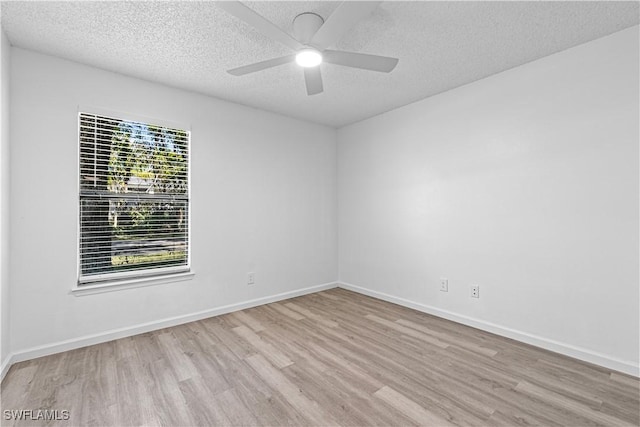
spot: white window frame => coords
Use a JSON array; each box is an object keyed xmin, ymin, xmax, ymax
[{"xmin": 73, "ymin": 107, "xmax": 193, "ymax": 295}]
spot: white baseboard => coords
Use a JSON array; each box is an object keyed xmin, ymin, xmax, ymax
[
  {"xmin": 2, "ymin": 282, "xmax": 338, "ymax": 381},
  {"xmin": 338, "ymin": 281, "xmax": 639, "ymax": 378},
  {"xmin": 0, "ymin": 353, "xmax": 12, "ymax": 382}
]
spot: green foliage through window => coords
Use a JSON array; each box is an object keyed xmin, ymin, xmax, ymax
[{"xmin": 79, "ymin": 113, "xmax": 190, "ymax": 283}]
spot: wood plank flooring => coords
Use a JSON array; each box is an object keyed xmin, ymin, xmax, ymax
[{"xmin": 1, "ymin": 288, "xmax": 638, "ymax": 426}]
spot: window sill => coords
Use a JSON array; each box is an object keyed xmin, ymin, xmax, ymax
[{"xmin": 71, "ymin": 271, "xmax": 195, "ymax": 296}]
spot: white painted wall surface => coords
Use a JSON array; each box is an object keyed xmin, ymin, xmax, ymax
[
  {"xmin": 338, "ymin": 27, "xmax": 639, "ymax": 373},
  {"xmin": 9, "ymin": 48, "xmax": 337, "ymax": 355},
  {"xmin": 0, "ymin": 26, "xmax": 11, "ymax": 371}
]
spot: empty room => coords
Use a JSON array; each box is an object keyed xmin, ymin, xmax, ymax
[{"xmin": 0, "ymin": 1, "xmax": 638, "ymax": 426}]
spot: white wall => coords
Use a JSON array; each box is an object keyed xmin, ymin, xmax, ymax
[
  {"xmin": 9, "ymin": 48, "xmax": 337, "ymax": 356},
  {"xmin": 338, "ymin": 27, "xmax": 639, "ymax": 375},
  {"xmin": 0, "ymin": 26, "xmax": 11, "ymax": 372}
]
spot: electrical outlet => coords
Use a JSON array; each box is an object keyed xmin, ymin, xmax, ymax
[
  {"xmin": 470, "ymin": 284, "xmax": 479, "ymax": 298},
  {"xmin": 440, "ymin": 278, "xmax": 448, "ymax": 292},
  {"xmin": 247, "ymin": 272, "xmax": 255, "ymax": 285}
]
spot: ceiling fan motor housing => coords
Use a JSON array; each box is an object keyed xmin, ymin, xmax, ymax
[{"xmin": 293, "ymin": 12, "xmax": 324, "ymax": 45}]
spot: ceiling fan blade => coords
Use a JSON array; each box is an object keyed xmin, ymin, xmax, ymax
[
  {"xmin": 310, "ymin": 1, "xmax": 381, "ymax": 49},
  {"xmin": 323, "ymin": 50, "xmax": 398, "ymax": 73},
  {"xmin": 217, "ymin": 1, "xmax": 303, "ymax": 51},
  {"xmin": 228, "ymin": 55, "xmax": 296, "ymax": 76},
  {"xmin": 304, "ymin": 67, "xmax": 323, "ymax": 96}
]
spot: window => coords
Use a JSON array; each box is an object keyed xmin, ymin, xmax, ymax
[{"xmin": 78, "ymin": 112, "xmax": 190, "ymax": 285}]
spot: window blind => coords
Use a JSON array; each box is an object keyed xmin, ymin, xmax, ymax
[{"xmin": 78, "ymin": 113, "xmax": 190, "ymax": 284}]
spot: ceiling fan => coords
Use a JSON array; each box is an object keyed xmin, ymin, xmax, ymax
[{"xmin": 218, "ymin": 1, "xmax": 399, "ymax": 96}]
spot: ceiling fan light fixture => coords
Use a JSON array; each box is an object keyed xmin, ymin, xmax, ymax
[
  {"xmin": 220, "ymin": 1, "xmax": 398, "ymax": 95},
  {"xmin": 296, "ymin": 48, "xmax": 322, "ymax": 68}
]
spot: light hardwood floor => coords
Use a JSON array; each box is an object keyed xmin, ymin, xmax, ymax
[{"xmin": 1, "ymin": 288, "xmax": 638, "ymax": 426}]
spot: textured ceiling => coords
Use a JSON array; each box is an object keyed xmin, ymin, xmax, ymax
[{"xmin": 1, "ymin": 1, "xmax": 638, "ymax": 128}]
